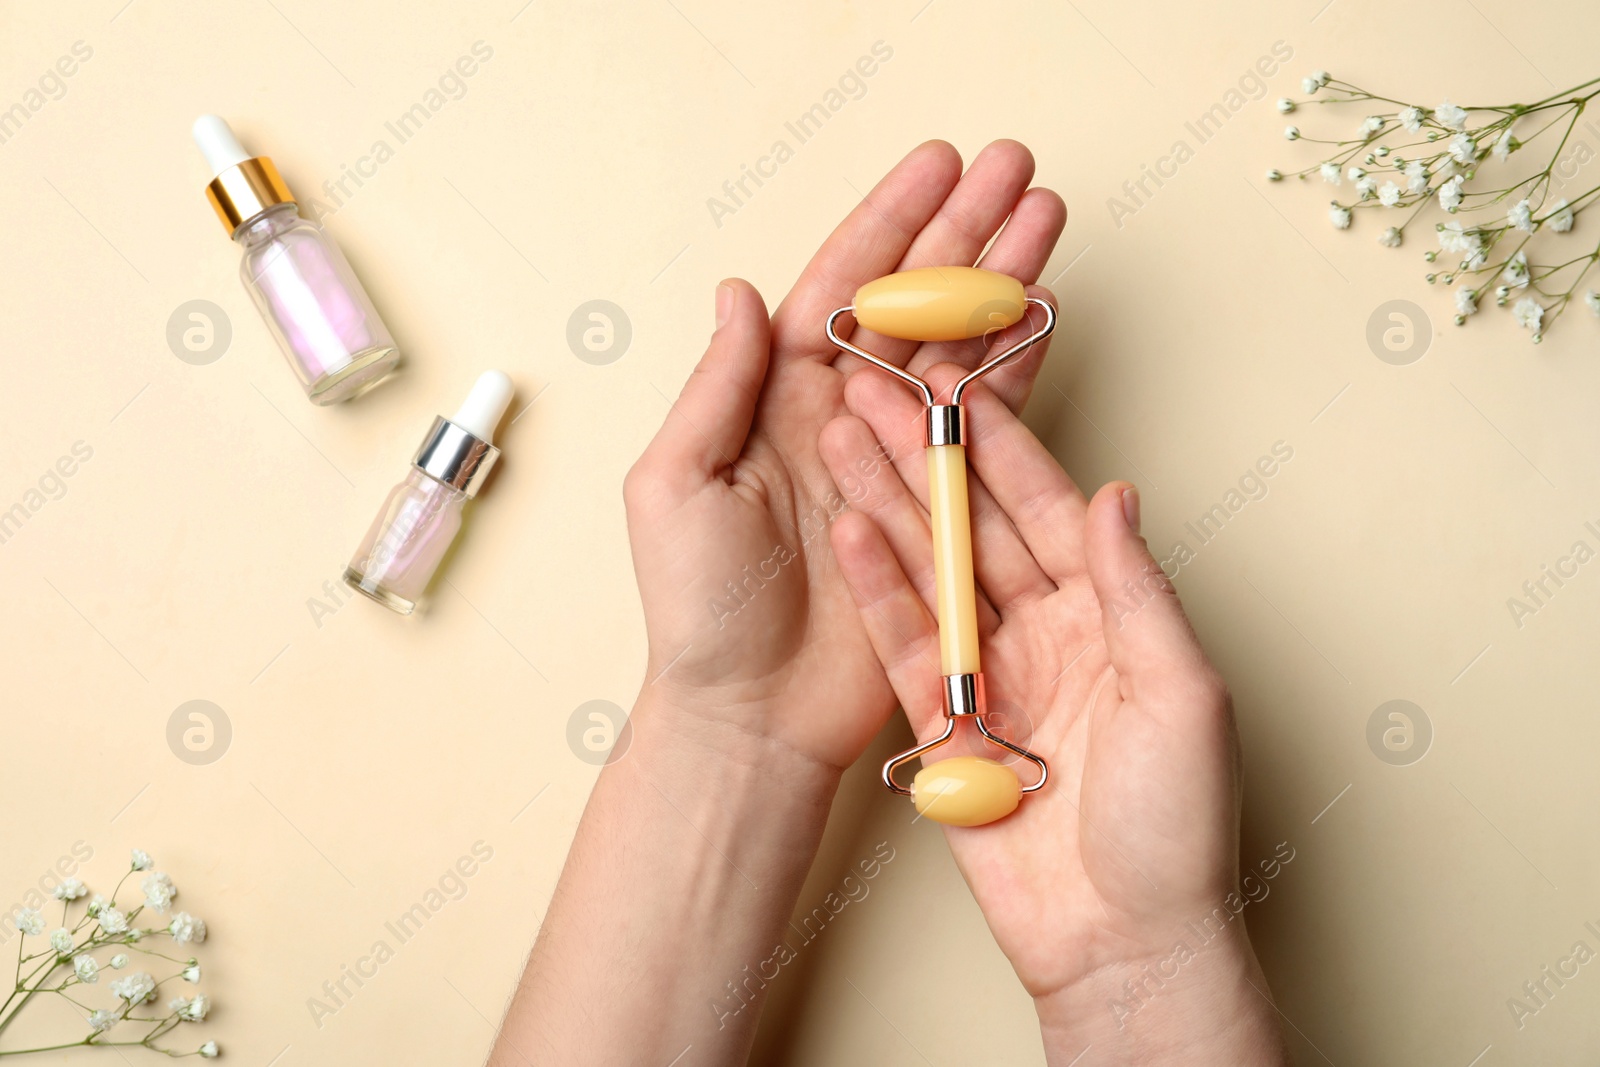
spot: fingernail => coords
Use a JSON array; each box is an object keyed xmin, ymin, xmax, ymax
[
  {"xmin": 1121, "ymin": 486, "xmax": 1140, "ymax": 533},
  {"xmin": 715, "ymin": 283, "xmax": 733, "ymax": 330}
]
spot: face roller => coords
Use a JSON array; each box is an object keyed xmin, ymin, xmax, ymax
[{"xmin": 828, "ymin": 267, "xmax": 1056, "ymax": 827}]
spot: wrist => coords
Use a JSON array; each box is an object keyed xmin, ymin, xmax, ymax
[
  {"xmin": 621, "ymin": 688, "xmax": 842, "ymax": 849},
  {"xmin": 1033, "ymin": 924, "xmax": 1286, "ymax": 1066},
  {"xmin": 634, "ymin": 685, "xmax": 842, "ymax": 798},
  {"xmin": 508, "ymin": 691, "xmax": 842, "ymax": 1067}
]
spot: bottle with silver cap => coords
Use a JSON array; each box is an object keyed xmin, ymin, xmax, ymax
[{"xmin": 343, "ymin": 372, "xmax": 513, "ymax": 614}]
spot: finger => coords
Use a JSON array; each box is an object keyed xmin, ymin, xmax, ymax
[
  {"xmin": 829, "ymin": 510, "xmax": 946, "ymax": 740},
  {"xmin": 840, "ymin": 365, "xmax": 1054, "ymax": 611},
  {"xmin": 1083, "ymin": 483, "xmax": 1219, "ymax": 698},
  {"xmin": 956, "ymin": 376, "xmax": 1089, "ymax": 583},
  {"xmin": 964, "ymin": 184, "xmax": 1069, "ymax": 410},
  {"xmin": 638, "ymin": 280, "xmax": 770, "ymax": 489},
  {"xmin": 901, "ymin": 140, "xmax": 1038, "ymax": 269},
  {"xmin": 842, "ymin": 141, "xmax": 1043, "ymax": 376},
  {"xmin": 771, "ymin": 140, "xmax": 962, "ymax": 359},
  {"xmin": 977, "ymin": 186, "xmax": 1068, "ymax": 284},
  {"xmin": 820, "ymin": 413, "xmax": 1002, "ymax": 634}
]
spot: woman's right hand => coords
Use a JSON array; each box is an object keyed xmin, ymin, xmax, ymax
[{"xmin": 821, "ymin": 364, "xmax": 1288, "ymax": 1065}]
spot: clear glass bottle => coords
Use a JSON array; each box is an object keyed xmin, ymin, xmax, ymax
[
  {"xmin": 194, "ymin": 114, "xmax": 400, "ymax": 405},
  {"xmin": 346, "ymin": 470, "xmax": 466, "ymax": 614},
  {"xmin": 345, "ymin": 372, "xmax": 514, "ymax": 615},
  {"xmin": 236, "ymin": 203, "xmax": 399, "ymax": 404}
]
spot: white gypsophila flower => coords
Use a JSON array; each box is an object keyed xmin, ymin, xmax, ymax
[
  {"xmin": 142, "ymin": 872, "xmax": 177, "ymax": 913},
  {"xmin": 1314, "ymin": 69, "xmax": 1330, "ymax": 86},
  {"xmin": 1493, "ymin": 128, "xmax": 1515, "ymax": 161},
  {"xmin": 1438, "ymin": 222, "xmax": 1482, "ymax": 256},
  {"xmin": 111, "ymin": 971, "xmax": 156, "ymax": 1004},
  {"xmin": 1508, "ymin": 199, "xmax": 1535, "ymax": 233},
  {"xmin": 169, "ymin": 912, "xmax": 207, "ymax": 945},
  {"xmin": 50, "ymin": 928, "xmax": 74, "ymax": 955},
  {"xmin": 1360, "ymin": 115, "xmax": 1383, "ymax": 136},
  {"xmin": 86, "ymin": 894, "xmax": 106, "ymax": 916},
  {"xmin": 1495, "ymin": 285, "xmax": 1511, "ymax": 303},
  {"xmin": 97, "ymin": 906, "xmax": 128, "ymax": 936},
  {"xmin": 1378, "ymin": 181, "xmax": 1402, "ymax": 207},
  {"xmin": 200, "ymin": 1041, "xmax": 219, "ymax": 1058},
  {"xmin": 1406, "ymin": 160, "xmax": 1429, "ymax": 193},
  {"xmin": 131, "ymin": 850, "xmax": 152, "ymax": 871},
  {"xmin": 1502, "ymin": 251, "xmax": 1530, "ymax": 289},
  {"xmin": 1439, "ymin": 176, "xmax": 1464, "ymax": 212},
  {"xmin": 53, "ymin": 878, "xmax": 87, "ymax": 902},
  {"xmin": 1356, "ymin": 176, "xmax": 1376, "ymax": 199},
  {"xmin": 1302, "ymin": 75, "xmax": 1320, "ymax": 94},
  {"xmin": 1379, "ymin": 226, "xmax": 1402, "ymax": 248},
  {"xmin": 1329, "ymin": 205, "xmax": 1352, "ymax": 229},
  {"xmin": 1512, "ymin": 297, "xmax": 1544, "ymax": 331},
  {"xmin": 1320, "ymin": 162, "xmax": 1341, "ymax": 184},
  {"xmin": 16, "ymin": 909, "xmax": 45, "ymax": 936},
  {"xmin": 1585, "ymin": 291, "xmax": 1600, "ymax": 316},
  {"xmin": 1548, "ymin": 199, "xmax": 1574, "ymax": 233},
  {"xmin": 1284, "ymin": 125, "xmax": 1300, "ymax": 140},
  {"xmin": 1448, "ymin": 132, "xmax": 1476, "ymax": 164},
  {"xmin": 170, "ymin": 994, "xmax": 210, "ymax": 1022},
  {"xmin": 1278, "ymin": 97, "xmax": 1296, "ymax": 113},
  {"xmin": 110, "ymin": 953, "xmax": 129, "ymax": 969},
  {"xmin": 89, "ymin": 1009, "xmax": 118, "ymax": 1033},
  {"xmin": 1266, "ymin": 168, "xmax": 1282, "ymax": 181},
  {"xmin": 1400, "ymin": 106, "xmax": 1424, "ymax": 132},
  {"xmin": 74, "ymin": 954, "xmax": 100, "ymax": 983},
  {"xmin": 1347, "ymin": 166, "xmax": 1366, "ymax": 182},
  {"xmin": 1435, "ymin": 100, "xmax": 1468, "ymax": 130},
  {"xmin": 1464, "ymin": 247, "xmax": 1486, "ymax": 269},
  {"xmin": 1456, "ymin": 288, "xmax": 1479, "ymax": 316},
  {"xmin": 182, "ymin": 963, "xmax": 202, "ymax": 984}
]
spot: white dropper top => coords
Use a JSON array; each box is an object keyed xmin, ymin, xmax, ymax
[
  {"xmin": 192, "ymin": 114, "xmax": 251, "ymax": 177},
  {"xmin": 452, "ymin": 371, "xmax": 514, "ymax": 442}
]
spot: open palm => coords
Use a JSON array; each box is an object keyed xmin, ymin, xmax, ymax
[
  {"xmin": 820, "ymin": 361, "xmax": 1260, "ymax": 1007},
  {"xmin": 624, "ymin": 140, "xmax": 1066, "ymax": 772}
]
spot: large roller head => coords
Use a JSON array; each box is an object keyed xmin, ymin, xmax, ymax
[{"xmin": 851, "ymin": 266, "xmax": 1028, "ymax": 342}]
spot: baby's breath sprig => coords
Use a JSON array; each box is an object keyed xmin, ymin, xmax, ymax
[
  {"xmin": 1273, "ymin": 70, "xmax": 1600, "ymax": 340},
  {"xmin": 0, "ymin": 850, "xmax": 217, "ymax": 1060}
]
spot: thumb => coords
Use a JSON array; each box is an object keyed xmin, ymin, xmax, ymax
[
  {"xmin": 638, "ymin": 279, "xmax": 771, "ymax": 486},
  {"xmin": 1084, "ymin": 482, "xmax": 1214, "ymax": 694}
]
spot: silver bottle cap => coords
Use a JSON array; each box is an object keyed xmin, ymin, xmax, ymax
[{"xmin": 412, "ymin": 415, "xmax": 500, "ymax": 497}]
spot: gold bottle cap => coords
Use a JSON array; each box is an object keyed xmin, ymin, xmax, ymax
[{"xmin": 205, "ymin": 157, "xmax": 295, "ymax": 235}]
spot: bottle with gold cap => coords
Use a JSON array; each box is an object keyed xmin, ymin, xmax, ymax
[{"xmin": 193, "ymin": 115, "xmax": 400, "ymax": 405}]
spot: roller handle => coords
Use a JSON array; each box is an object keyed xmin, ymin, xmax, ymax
[{"xmin": 927, "ymin": 443, "xmax": 980, "ymax": 676}]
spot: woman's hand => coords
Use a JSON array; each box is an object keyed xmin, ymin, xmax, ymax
[
  {"xmin": 624, "ymin": 138, "xmax": 1066, "ymax": 771},
  {"xmin": 821, "ymin": 369, "xmax": 1288, "ymax": 1064}
]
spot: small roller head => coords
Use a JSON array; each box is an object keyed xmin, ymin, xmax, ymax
[{"xmin": 912, "ymin": 756, "xmax": 1022, "ymax": 826}]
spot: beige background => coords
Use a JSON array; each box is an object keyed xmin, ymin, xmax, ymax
[{"xmin": 3, "ymin": 0, "xmax": 1598, "ymax": 1063}]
